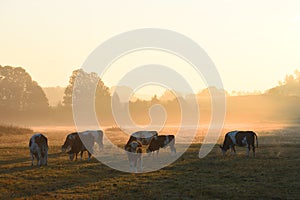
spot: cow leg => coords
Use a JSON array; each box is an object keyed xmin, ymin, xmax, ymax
[
  {"xmin": 30, "ymin": 153, "xmax": 34, "ymax": 166},
  {"xmin": 43, "ymin": 153, "xmax": 48, "ymax": 166},
  {"xmin": 80, "ymin": 151, "xmax": 84, "ymax": 160},
  {"xmin": 75, "ymin": 153, "xmax": 78, "ymax": 161},
  {"xmin": 96, "ymin": 139, "xmax": 104, "ymax": 151},
  {"xmin": 231, "ymin": 146, "xmax": 236, "ymax": 156},
  {"xmin": 130, "ymin": 161, "xmax": 133, "ymax": 172},
  {"xmin": 151, "ymin": 150, "xmax": 159, "ymax": 159},
  {"xmin": 170, "ymin": 146, "xmax": 176, "ymax": 155},
  {"xmin": 99, "ymin": 143, "xmax": 104, "ymax": 151},
  {"xmin": 44, "ymin": 152, "xmax": 48, "ymax": 166},
  {"xmin": 87, "ymin": 152, "xmax": 91, "ymax": 161},
  {"xmin": 246, "ymin": 145, "xmax": 250, "ymax": 157},
  {"xmin": 137, "ymin": 156, "xmax": 142, "ymax": 172},
  {"xmin": 36, "ymin": 157, "xmax": 40, "ymax": 166},
  {"xmin": 37, "ymin": 151, "xmax": 42, "ymax": 166},
  {"xmin": 43, "ymin": 156, "xmax": 47, "ymax": 166},
  {"xmin": 150, "ymin": 151, "xmax": 156, "ymax": 159},
  {"xmin": 129, "ymin": 156, "xmax": 135, "ymax": 172},
  {"xmin": 133, "ymin": 158, "xmax": 138, "ymax": 173},
  {"xmin": 252, "ymin": 144, "xmax": 255, "ymax": 157}
]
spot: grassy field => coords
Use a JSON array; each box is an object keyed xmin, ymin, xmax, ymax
[{"xmin": 0, "ymin": 125, "xmax": 299, "ymax": 199}]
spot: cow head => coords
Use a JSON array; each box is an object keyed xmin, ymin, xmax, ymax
[
  {"xmin": 219, "ymin": 145, "xmax": 227, "ymax": 156},
  {"xmin": 125, "ymin": 141, "xmax": 142, "ymax": 153},
  {"xmin": 61, "ymin": 142, "xmax": 70, "ymax": 153},
  {"xmin": 125, "ymin": 141, "xmax": 142, "ymax": 172},
  {"xmin": 62, "ymin": 133, "xmax": 76, "ymax": 153},
  {"xmin": 68, "ymin": 152, "xmax": 75, "ymax": 161}
]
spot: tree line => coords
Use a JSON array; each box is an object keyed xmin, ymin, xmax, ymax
[
  {"xmin": 1, "ymin": 65, "xmax": 300, "ymax": 125},
  {"xmin": 0, "ymin": 66, "xmax": 181, "ymax": 125}
]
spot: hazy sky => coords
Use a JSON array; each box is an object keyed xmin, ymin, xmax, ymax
[{"xmin": 0, "ymin": 0, "xmax": 300, "ymax": 94}]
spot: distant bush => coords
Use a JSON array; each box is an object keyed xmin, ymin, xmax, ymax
[
  {"xmin": 0, "ymin": 124, "xmax": 33, "ymax": 136},
  {"xmin": 105, "ymin": 126, "xmax": 122, "ymax": 132}
]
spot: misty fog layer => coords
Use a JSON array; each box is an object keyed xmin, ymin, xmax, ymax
[{"xmin": 1, "ymin": 65, "xmax": 300, "ymax": 126}]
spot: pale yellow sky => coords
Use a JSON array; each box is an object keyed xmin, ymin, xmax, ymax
[{"xmin": 0, "ymin": 0, "xmax": 300, "ymax": 95}]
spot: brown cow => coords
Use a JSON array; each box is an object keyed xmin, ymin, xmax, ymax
[{"xmin": 146, "ymin": 135, "xmax": 176, "ymax": 156}]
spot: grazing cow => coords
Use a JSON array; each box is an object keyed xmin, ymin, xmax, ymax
[
  {"xmin": 123, "ymin": 131, "xmax": 158, "ymax": 172},
  {"xmin": 61, "ymin": 130, "xmax": 103, "ymax": 161},
  {"xmin": 125, "ymin": 140, "xmax": 142, "ymax": 172},
  {"xmin": 125, "ymin": 131, "xmax": 158, "ymax": 147},
  {"xmin": 146, "ymin": 135, "xmax": 176, "ymax": 155},
  {"xmin": 219, "ymin": 130, "xmax": 258, "ymax": 157},
  {"xmin": 61, "ymin": 132, "xmax": 88, "ymax": 161},
  {"xmin": 29, "ymin": 133, "xmax": 48, "ymax": 166}
]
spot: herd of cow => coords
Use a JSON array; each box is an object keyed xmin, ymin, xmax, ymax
[{"xmin": 29, "ymin": 129, "xmax": 258, "ymax": 171}]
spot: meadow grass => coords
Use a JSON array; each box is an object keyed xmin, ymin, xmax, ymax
[{"xmin": 0, "ymin": 126, "xmax": 299, "ymax": 199}]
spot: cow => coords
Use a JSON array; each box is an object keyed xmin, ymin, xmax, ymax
[
  {"xmin": 84, "ymin": 130, "xmax": 104, "ymax": 151},
  {"xmin": 125, "ymin": 131, "xmax": 158, "ymax": 147},
  {"xmin": 61, "ymin": 132, "xmax": 88, "ymax": 161},
  {"xmin": 219, "ymin": 130, "xmax": 258, "ymax": 157},
  {"xmin": 146, "ymin": 135, "xmax": 176, "ymax": 156},
  {"xmin": 61, "ymin": 130, "xmax": 103, "ymax": 161},
  {"xmin": 29, "ymin": 133, "xmax": 48, "ymax": 166},
  {"xmin": 124, "ymin": 140, "xmax": 143, "ymax": 172}
]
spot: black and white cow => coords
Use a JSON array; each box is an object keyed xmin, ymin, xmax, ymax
[
  {"xmin": 29, "ymin": 133, "xmax": 48, "ymax": 166},
  {"xmin": 146, "ymin": 135, "xmax": 176, "ymax": 155},
  {"xmin": 124, "ymin": 140, "xmax": 143, "ymax": 172},
  {"xmin": 125, "ymin": 131, "xmax": 158, "ymax": 146},
  {"xmin": 123, "ymin": 131, "xmax": 158, "ymax": 172},
  {"xmin": 61, "ymin": 130, "xmax": 103, "ymax": 161},
  {"xmin": 219, "ymin": 130, "xmax": 258, "ymax": 157}
]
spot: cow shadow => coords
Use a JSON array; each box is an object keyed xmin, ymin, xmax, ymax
[
  {"xmin": 0, "ymin": 151, "xmax": 64, "ymax": 164},
  {"xmin": 5, "ymin": 160, "xmax": 127, "ymax": 199},
  {"xmin": 0, "ymin": 152, "xmax": 65, "ymax": 175},
  {"xmin": 0, "ymin": 157, "xmax": 30, "ymax": 165}
]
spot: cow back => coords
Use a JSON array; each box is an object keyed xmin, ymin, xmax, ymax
[{"xmin": 147, "ymin": 135, "xmax": 175, "ymax": 152}]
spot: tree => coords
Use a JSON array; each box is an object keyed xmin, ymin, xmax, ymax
[
  {"xmin": 0, "ymin": 65, "xmax": 49, "ymax": 113},
  {"xmin": 63, "ymin": 69, "xmax": 110, "ymax": 106},
  {"xmin": 266, "ymin": 69, "xmax": 300, "ymax": 97},
  {"xmin": 63, "ymin": 69, "xmax": 112, "ymax": 122}
]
